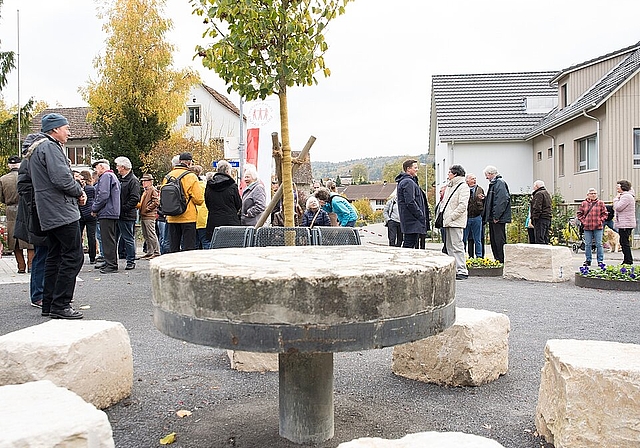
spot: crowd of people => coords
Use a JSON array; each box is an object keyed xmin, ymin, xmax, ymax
[
  {"xmin": 380, "ymin": 160, "xmax": 637, "ymax": 279},
  {"xmin": 1, "ymin": 115, "xmax": 637, "ymax": 317}
]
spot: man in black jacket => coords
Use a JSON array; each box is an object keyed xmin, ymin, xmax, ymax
[
  {"xmin": 531, "ymin": 180, "xmax": 552, "ymax": 245},
  {"xmin": 114, "ymin": 156, "xmax": 140, "ymax": 270}
]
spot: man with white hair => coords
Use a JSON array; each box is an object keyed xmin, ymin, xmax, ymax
[
  {"xmin": 114, "ymin": 156, "xmax": 140, "ymax": 270},
  {"xmin": 530, "ymin": 179, "xmax": 552, "ymax": 244},
  {"xmin": 482, "ymin": 165, "xmax": 511, "ymax": 263},
  {"xmin": 91, "ymin": 159, "xmax": 121, "ymax": 274}
]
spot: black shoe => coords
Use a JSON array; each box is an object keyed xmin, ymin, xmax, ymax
[
  {"xmin": 583, "ymin": 261, "xmax": 591, "ymax": 266},
  {"xmin": 89, "ymin": 260, "xmax": 96, "ymax": 265},
  {"xmin": 100, "ymin": 267, "xmax": 118, "ymax": 274},
  {"xmin": 125, "ymin": 262, "xmax": 136, "ymax": 270},
  {"xmin": 95, "ymin": 262, "xmax": 106, "ymax": 269},
  {"xmin": 455, "ymin": 273, "xmax": 469, "ymax": 280},
  {"xmin": 96, "ymin": 256, "xmax": 105, "ymax": 262},
  {"xmin": 30, "ymin": 300, "xmax": 43, "ymax": 309},
  {"xmin": 49, "ymin": 307, "xmax": 83, "ymax": 319},
  {"xmin": 42, "ymin": 310, "xmax": 50, "ymax": 317}
]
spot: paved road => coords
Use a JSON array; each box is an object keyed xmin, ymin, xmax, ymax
[{"xmin": 0, "ymin": 229, "xmax": 638, "ymax": 448}]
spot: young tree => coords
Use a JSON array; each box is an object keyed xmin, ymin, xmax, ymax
[
  {"xmin": 193, "ymin": 0, "xmax": 353, "ymax": 226},
  {"xmin": 351, "ymin": 163, "xmax": 368, "ymax": 185},
  {"xmin": 83, "ymin": 0, "xmax": 197, "ymax": 175}
]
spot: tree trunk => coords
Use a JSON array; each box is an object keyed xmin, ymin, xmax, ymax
[{"xmin": 278, "ymin": 87, "xmax": 295, "ymax": 230}]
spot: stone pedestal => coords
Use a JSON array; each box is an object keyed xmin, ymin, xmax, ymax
[
  {"xmin": 337, "ymin": 431, "xmax": 505, "ymax": 447},
  {"xmin": 151, "ymin": 246, "xmax": 456, "ymax": 444},
  {"xmin": 503, "ymin": 243, "xmax": 573, "ymax": 282},
  {"xmin": 0, "ymin": 320, "xmax": 133, "ymax": 409},
  {"xmin": 536, "ymin": 339, "xmax": 640, "ymax": 447},
  {"xmin": 392, "ymin": 308, "xmax": 509, "ymax": 386},
  {"xmin": 0, "ymin": 380, "xmax": 115, "ymax": 447}
]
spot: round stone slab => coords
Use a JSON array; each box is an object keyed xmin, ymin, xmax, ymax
[{"xmin": 151, "ymin": 246, "xmax": 456, "ymax": 353}]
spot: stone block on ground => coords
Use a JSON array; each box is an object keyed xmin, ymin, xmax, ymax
[
  {"xmin": 503, "ymin": 243, "xmax": 573, "ymax": 282},
  {"xmin": 0, "ymin": 320, "xmax": 133, "ymax": 409},
  {"xmin": 0, "ymin": 380, "xmax": 114, "ymax": 447},
  {"xmin": 535, "ymin": 339, "xmax": 640, "ymax": 448},
  {"xmin": 337, "ymin": 431, "xmax": 505, "ymax": 447},
  {"xmin": 392, "ymin": 308, "xmax": 509, "ymax": 386},
  {"xmin": 227, "ymin": 350, "xmax": 278, "ymax": 372}
]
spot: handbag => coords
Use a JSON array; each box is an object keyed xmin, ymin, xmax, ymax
[{"xmin": 434, "ymin": 183, "xmax": 463, "ymax": 229}]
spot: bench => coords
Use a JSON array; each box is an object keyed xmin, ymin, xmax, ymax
[
  {"xmin": 392, "ymin": 308, "xmax": 510, "ymax": 386},
  {"xmin": 503, "ymin": 243, "xmax": 573, "ymax": 282},
  {"xmin": 0, "ymin": 320, "xmax": 133, "ymax": 409},
  {"xmin": 536, "ymin": 339, "xmax": 640, "ymax": 447}
]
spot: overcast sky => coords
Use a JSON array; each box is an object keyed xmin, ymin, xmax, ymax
[{"xmin": 1, "ymin": 0, "xmax": 639, "ymax": 162}]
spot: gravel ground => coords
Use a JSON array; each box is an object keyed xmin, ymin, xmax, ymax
[{"xmin": 1, "ymin": 239, "xmax": 638, "ymax": 448}]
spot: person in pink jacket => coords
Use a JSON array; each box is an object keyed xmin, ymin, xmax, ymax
[{"xmin": 612, "ymin": 180, "xmax": 636, "ymax": 265}]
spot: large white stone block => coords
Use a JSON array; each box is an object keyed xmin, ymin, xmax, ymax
[
  {"xmin": 0, "ymin": 380, "xmax": 115, "ymax": 447},
  {"xmin": 503, "ymin": 243, "xmax": 573, "ymax": 282},
  {"xmin": 535, "ymin": 339, "xmax": 640, "ymax": 448},
  {"xmin": 0, "ymin": 320, "xmax": 133, "ymax": 409},
  {"xmin": 227, "ymin": 350, "xmax": 278, "ymax": 372},
  {"xmin": 392, "ymin": 308, "xmax": 509, "ymax": 386},
  {"xmin": 337, "ymin": 431, "xmax": 505, "ymax": 447}
]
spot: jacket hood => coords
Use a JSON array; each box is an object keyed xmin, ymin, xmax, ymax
[
  {"xmin": 208, "ymin": 172, "xmax": 236, "ymax": 191},
  {"xmin": 22, "ymin": 133, "xmax": 48, "ymax": 157},
  {"xmin": 394, "ymin": 172, "xmax": 413, "ymax": 183}
]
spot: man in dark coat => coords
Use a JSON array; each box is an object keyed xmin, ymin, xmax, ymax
[
  {"xmin": 29, "ymin": 113, "xmax": 86, "ymax": 319},
  {"xmin": 530, "ymin": 180, "xmax": 552, "ymax": 244},
  {"xmin": 204, "ymin": 160, "xmax": 242, "ymax": 242},
  {"xmin": 114, "ymin": 156, "xmax": 140, "ymax": 270},
  {"xmin": 395, "ymin": 159, "xmax": 426, "ymax": 249},
  {"xmin": 482, "ymin": 165, "xmax": 511, "ymax": 263}
]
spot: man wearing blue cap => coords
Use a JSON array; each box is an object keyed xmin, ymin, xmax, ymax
[{"xmin": 28, "ymin": 113, "xmax": 87, "ymax": 319}]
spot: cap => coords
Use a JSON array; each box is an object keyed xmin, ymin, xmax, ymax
[
  {"xmin": 141, "ymin": 174, "xmax": 154, "ymax": 181},
  {"xmin": 179, "ymin": 152, "xmax": 193, "ymax": 161},
  {"xmin": 8, "ymin": 155, "xmax": 21, "ymax": 164},
  {"xmin": 91, "ymin": 159, "xmax": 109, "ymax": 168},
  {"xmin": 41, "ymin": 113, "xmax": 69, "ymax": 133}
]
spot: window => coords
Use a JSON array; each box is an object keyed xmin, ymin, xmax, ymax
[
  {"xmin": 548, "ymin": 147, "xmax": 553, "ymax": 158},
  {"xmin": 375, "ymin": 199, "xmax": 385, "ymax": 206},
  {"xmin": 560, "ymin": 84, "xmax": 568, "ymax": 108},
  {"xmin": 576, "ymin": 135, "xmax": 597, "ymax": 172},
  {"xmin": 537, "ymin": 151, "xmax": 542, "ymax": 161},
  {"xmin": 634, "ymin": 129, "xmax": 640, "ymax": 167},
  {"xmin": 558, "ymin": 144, "xmax": 565, "ymax": 176},
  {"xmin": 188, "ymin": 106, "xmax": 201, "ymax": 125},
  {"xmin": 66, "ymin": 146, "xmax": 90, "ymax": 166}
]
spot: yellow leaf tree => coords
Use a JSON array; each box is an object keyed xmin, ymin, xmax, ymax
[
  {"xmin": 192, "ymin": 0, "xmax": 353, "ymax": 226},
  {"xmin": 83, "ymin": 0, "xmax": 198, "ymax": 175}
]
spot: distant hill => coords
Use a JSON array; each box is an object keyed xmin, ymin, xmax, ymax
[{"xmin": 312, "ymin": 154, "xmax": 431, "ymax": 182}]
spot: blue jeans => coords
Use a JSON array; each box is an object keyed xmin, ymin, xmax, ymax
[
  {"xmin": 117, "ymin": 220, "xmax": 136, "ymax": 263},
  {"xmin": 96, "ymin": 221, "xmax": 104, "ymax": 257},
  {"xmin": 583, "ymin": 228, "xmax": 603, "ymax": 264},
  {"xmin": 402, "ymin": 233, "xmax": 419, "ymax": 249},
  {"xmin": 30, "ymin": 245, "xmax": 48, "ymax": 304},
  {"xmin": 157, "ymin": 220, "xmax": 169, "ymax": 254},
  {"xmin": 463, "ymin": 215, "xmax": 483, "ymax": 257},
  {"xmin": 196, "ymin": 228, "xmax": 211, "ymax": 250}
]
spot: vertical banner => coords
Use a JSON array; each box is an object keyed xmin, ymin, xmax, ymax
[
  {"xmin": 245, "ymin": 99, "xmax": 280, "ymax": 205},
  {"xmin": 245, "ymin": 128, "xmax": 260, "ymax": 167}
]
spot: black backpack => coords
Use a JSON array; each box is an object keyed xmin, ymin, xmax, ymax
[{"xmin": 160, "ymin": 170, "xmax": 191, "ymax": 216}]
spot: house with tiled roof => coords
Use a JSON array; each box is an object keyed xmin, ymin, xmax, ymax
[
  {"xmin": 340, "ymin": 183, "xmax": 397, "ymax": 211},
  {"xmin": 527, "ymin": 42, "xmax": 640, "ymax": 205},
  {"xmin": 430, "ymin": 41, "xmax": 640, "ymax": 218},
  {"xmin": 430, "ymin": 71, "xmax": 558, "ymax": 194},
  {"xmin": 31, "ymin": 83, "xmax": 243, "ymax": 168}
]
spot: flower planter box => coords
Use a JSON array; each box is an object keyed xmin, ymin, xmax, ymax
[
  {"xmin": 574, "ymin": 273, "xmax": 640, "ymax": 291},
  {"xmin": 467, "ymin": 267, "xmax": 503, "ymax": 277}
]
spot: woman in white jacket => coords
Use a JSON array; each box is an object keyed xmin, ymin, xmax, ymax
[{"xmin": 442, "ymin": 165, "xmax": 471, "ymax": 279}]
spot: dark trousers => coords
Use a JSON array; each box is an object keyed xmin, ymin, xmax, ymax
[
  {"xmin": 118, "ymin": 220, "xmax": 137, "ymax": 263},
  {"xmin": 30, "ymin": 244, "xmax": 48, "ymax": 304},
  {"xmin": 618, "ymin": 228, "xmax": 634, "ymax": 265},
  {"xmin": 43, "ymin": 221, "xmax": 83, "ymax": 313},
  {"xmin": 169, "ymin": 222, "xmax": 197, "ymax": 252},
  {"xmin": 488, "ymin": 221, "xmax": 507, "ymax": 263},
  {"xmin": 402, "ymin": 233, "xmax": 419, "ymax": 249},
  {"xmin": 99, "ymin": 218, "xmax": 118, "ymax": 270},
  {"xmin": 79, "ymin": 219, "xmax": 97, "ymax": 262},
  {"xmin": 387, "ymin": 220, "xmax": 403, "ymax": 247},
  {"xmin": 533, "ymin": 218, "xmax": 551, "ymax": 244}
]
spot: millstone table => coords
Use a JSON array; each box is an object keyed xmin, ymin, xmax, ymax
[{"xmin": 150, "ymin": 246, "xmax": 456, "ymax": 444}]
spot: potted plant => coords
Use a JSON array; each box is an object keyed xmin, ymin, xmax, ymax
[
  {"xmin": 466, "ymin": 257, "xmax": 504, "ymax": 277},
  {"xmin": 575, "ymin": 263, "xmax": 640, "ymax": 291}
]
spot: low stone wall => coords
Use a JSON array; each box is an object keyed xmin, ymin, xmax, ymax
[
  {"xmin": 337, "ymin": 431, "xmax": 505, "ymax": 447},
  {"xmin": 392, "ymin": 308, "xmax": 509, "ymax": 386},
  {"xmin": 536, "ymin": 339, "xmax": 640, "ymax": 447},
  {"xmin": 503, "ymin": 243, "xmax": 573, "ymax": 282},
  {"xmin": 0, "ymin": 320, "xmax": 133, "ymax": 409},
  {"xmin": 0, "ymin": 380, "xmax": 114, "ymax": 447}
]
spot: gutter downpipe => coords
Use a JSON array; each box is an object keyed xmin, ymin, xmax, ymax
[
  {"xmin": 541, "ymin": 129, "xmax": 555, "ymax": 193},
  {"xmin": 582, "ymin": 108, "xmax": 601, "ymax": 196}
]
